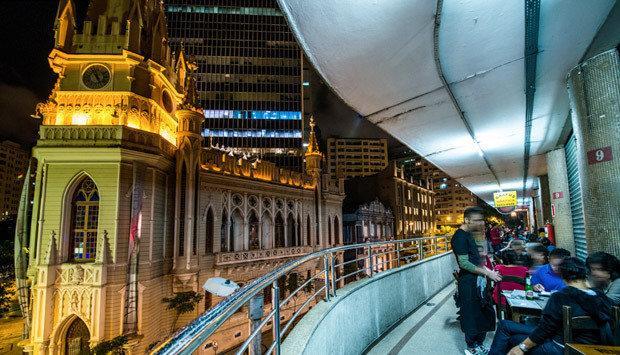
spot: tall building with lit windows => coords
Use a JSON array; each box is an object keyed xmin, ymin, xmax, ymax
[
  {"xmin": 326, "ymin": 138, "xmax": 388, "ymax": 180},
  {"xmin": 405, "ymin": 156, "xmax": 478, "ymax": 228},
  {"xmin": 0, "ymin": 140, "xmax": 29, "ymax": 219},
  {"xmin": 165, "ymin": 0, "xmax": 306, "ymax": 170}
]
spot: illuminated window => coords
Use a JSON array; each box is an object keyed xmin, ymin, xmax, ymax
[{"xmin": 70, "ymin": 177, "xmax": 99, "ymax": 261}]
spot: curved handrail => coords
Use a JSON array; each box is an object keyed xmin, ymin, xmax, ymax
[{"xmin": 152, "ymin": 236, "xmax": 451, "ymax": 354}]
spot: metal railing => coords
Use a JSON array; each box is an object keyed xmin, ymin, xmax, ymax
[{"xmin": 152, "ymin": 235, "xmax": 451, "ymax": 355}]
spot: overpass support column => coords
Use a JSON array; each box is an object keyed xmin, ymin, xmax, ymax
[
  {"xmin": 538, "ymin": 175, "xmax": 551, "ymax": 225},
  {"xmin": 545, "ymin": 149, "xmax": 575, "ymax": 254},
  {"xmin": 566, "ymin": 48, "xmax": 620, "ymax": 257}
]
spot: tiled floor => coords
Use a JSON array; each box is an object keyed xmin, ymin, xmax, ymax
[{"xmin": 366, "ymin": 283, "xmax": 495, "ymax": 355}]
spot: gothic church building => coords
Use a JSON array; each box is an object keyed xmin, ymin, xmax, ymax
[{"xmin": 16, "ymin": 1, "xmax": 344, "ymax": 353}]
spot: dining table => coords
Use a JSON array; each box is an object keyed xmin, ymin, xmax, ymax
[{"xmin": 501, "ymin": 289, "xmax": 551, "ymax": 322}]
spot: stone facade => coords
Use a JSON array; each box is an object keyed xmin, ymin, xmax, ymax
[
  {"xmin": 566, "ymin": 48, "xmax": 620, "ymax": 257},
  {"xmin": 345, "ymin": 163, "xmax": 435, "ymax": 238},
  {"xmin": 18, "ymin": 1, "xmax": 344, "ymax": 354},
  {"xmin": 545, "ymin": 148, "xmax": 575, "ymax": 254},
  {"xmin": 343, "ymin": 199, "xmax": 394, "ymax": 244}
]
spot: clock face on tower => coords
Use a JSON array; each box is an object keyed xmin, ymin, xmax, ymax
[{"xmin": 82, "ymin": 64, "xmax": 111, "ymax": 90}]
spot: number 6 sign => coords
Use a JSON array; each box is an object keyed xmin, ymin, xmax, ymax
[{"xmin": 587, "ymin": 146, "xmax": 613, "ymax": 165}]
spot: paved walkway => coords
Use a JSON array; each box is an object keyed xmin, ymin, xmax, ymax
[{"xmin": 366, "ymin": 283, "xmax": 495, "ymax": 355}]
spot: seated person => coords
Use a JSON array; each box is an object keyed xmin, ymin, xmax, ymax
[
  {"xmin": 488, "ymin": 257, "xmax": 614, "ymax": 355},
  {"xmin": 526, "ymin": 244, "xmax": 549, "ymax": 273},
  {"xmin": 531, "ymin": 248, "xmax": 571, "ymax": 292},
  {"xmin": 501, "ymin": 239, "xmax": 526, "ymax": 256},
  {"xmin": 586, "ymin": 251, "xmax": 620, "ymax": 305},
  {"xmin": 540, "ymin": 237, "xmax": 556, "ymax": 253},
  {"xmin": 493, "ymin": 250, "xmax": 529, "ymax": 305}
]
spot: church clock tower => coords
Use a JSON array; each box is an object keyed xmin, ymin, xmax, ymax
[{"xmin": 22, "ymin": 0, "xmax": 200, "ymax": 353}]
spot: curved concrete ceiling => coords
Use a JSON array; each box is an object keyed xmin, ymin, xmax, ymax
[{"xmin": 278, "ymin": 0, "xmax": 614, "ymax": 205}]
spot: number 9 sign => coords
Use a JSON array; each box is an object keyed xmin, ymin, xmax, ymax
[{"xmin": 587, "ymin": 146, "xmax": 612, "ymax": 165}]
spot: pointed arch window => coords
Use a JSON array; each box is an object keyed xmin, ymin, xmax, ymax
[
  {"xmin": 334, "ymin": 216, "xmax": 340, "ymax": 245},
  {"xmin": 249, "ymin": 211, "xmax": 260, "ymax": 250},
  {"xmin": 328, "ymin": 217, "xmax": 332, "ymax": 246},
  {"xmin": 275, "ymin": 213, "xmax": 285, "ymax": 248},
  {"xmin": 220, "ymin": 210, "xmax": 228, "ymax": 252},
  {"xmin": 205, "ymin": 208, "xmax": 214, "ymax": 254},
  {"xmin": 70, "ymin": 177, "xmax": 99, "ymax": 261},
  {"xmin": 306, "ymin": 215, "xmax": 311, "ymax": 246}
]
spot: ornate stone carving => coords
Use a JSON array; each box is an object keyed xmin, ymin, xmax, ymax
[{"xmin": 214, "ymin": 246, "xmax": 313, "ymax": 266}]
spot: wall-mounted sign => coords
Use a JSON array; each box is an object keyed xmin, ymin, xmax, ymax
[
  {"xmin": 587, "ymin": 146, "xmax": 612, "ymax": 165},
  {"xmin": 493, "ymin": 190, "xmax": 518, "ymax": 208},
  {"xmin": 552, "ymin": 191, "xmax": 564, "ymax": 199},
  {"xmin": 551, "ymin": 203, "xmax": 556, "ymax": 218}
]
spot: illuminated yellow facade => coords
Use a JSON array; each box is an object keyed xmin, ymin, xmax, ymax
[{"xmin": 18, "ymin": 1, "xmax": 344, "ymax": 354}]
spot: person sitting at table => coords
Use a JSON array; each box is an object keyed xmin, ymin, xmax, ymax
[
  {"xmin": 526, "ymin": 244, "xmax": 548, "ymax": 273},
  {"xmin": 586, "ymin": 251, "xmax": 620, "ymax": 305},
  {"xmin": 500, "ymin": 239, "xmax": 526, "ymax": 256},
  {"xmin": 488, "ymin": 257, "xmax": 615, "ymax": 355},
  {"xmin": 531, "ymin": 248, "xmax": 570, "ymax": 292},
  {"xmin": 493, "ymin": 250, "xmax": 529, "ymax": 305}
]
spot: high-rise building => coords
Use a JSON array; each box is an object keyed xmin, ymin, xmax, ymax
[
  {"xmin": 326, "ymin": 138, "xmax": 388, "ymax": 180},
  {"xmin": 405, "ymin": 156, "xmax": 478, "ymax": 228},
  {"xmin": 165, "ymin": 0, "xmax": 306, "ymax": 170},
  {"xmin": 0, "ymin": 140, "xmax": 29, "ymax": 219}
]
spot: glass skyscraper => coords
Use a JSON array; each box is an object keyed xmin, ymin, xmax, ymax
[{"xmin": 165, "ymin": 0, "xmax": 306, "ymax": 170}]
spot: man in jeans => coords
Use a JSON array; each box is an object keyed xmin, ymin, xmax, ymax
[
  {"xmin": 488, "ymin": 257, "xmax": 614, "ymax": 355},
  {"xmin": 452, "ymin": 207, "xmax": 502, "ymax": 355}
]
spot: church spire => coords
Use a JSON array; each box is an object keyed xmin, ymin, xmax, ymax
[{"xmin": 305, "ymin": 115, "xmax": 322, "ymax": 157}]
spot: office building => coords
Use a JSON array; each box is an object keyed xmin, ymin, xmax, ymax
[
  {"xmin": 165, "ymin": 0, "xmax": 306, "ymax": 170},
  {"xmin": 0, "ymin": 141, "xmax": 29, "ymax": 219},
  {"xmin": 326, "ymin": 138, "xmax": 388, "ymax": 180}
]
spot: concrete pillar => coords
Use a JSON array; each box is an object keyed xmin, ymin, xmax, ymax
[
  {"xmin": 546, "ymin": 149, "xmax": 575, "ymax": 254},
  {"xmin": 566, "ymin": 49, "xmax": 620, "ymax": 257},
  {"xmin": 538, "ymin": 175, "xmax": 551, "ymax": 224}
]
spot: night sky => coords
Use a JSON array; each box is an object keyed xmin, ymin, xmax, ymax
[{"xmin": 0, "ymin": 0, "xmax": 400, "ymax": 150}]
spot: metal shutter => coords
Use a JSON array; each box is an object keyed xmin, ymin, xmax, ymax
[{"xmin": 565, "ymin": 134, "xmax": 587, "ymax": 260}]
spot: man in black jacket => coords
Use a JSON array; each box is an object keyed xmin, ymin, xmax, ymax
[
  {"xmin": 452, "ymin": 206, "xmax": 502, "ymax": 355},
  {"xmin": 488, "ymin": 257, "xmax": 614, "ymax": 355}
]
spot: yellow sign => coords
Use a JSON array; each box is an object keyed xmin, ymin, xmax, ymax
[{"xmin": 494, "ymin": 191, "xmax": 518, "ymax": 208}]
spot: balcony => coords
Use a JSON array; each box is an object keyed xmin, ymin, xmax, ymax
[{"xmin": 214, "ymin": 245, "xmax": 315, "ymax": 265}]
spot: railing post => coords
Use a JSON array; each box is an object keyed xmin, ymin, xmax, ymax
[
  {"xmin": 330, "ymin": 252, "xmax": 337, "ymax": 297},
  {"xmin": 323, "ymin": 255, "xmax": 331, "ymax": 301},
  {"xmin": 272, "ymin": 280, "xmax": 281, "ymax": 355},
  {"xmin": 418, "ymin": 239, "xmax": 424, "ymax": 260},
  {"xmin": 396, "ymin": 242, "xmax": 401, "ymax": 267},
  {"xmin": 368, "ymin": 245, "xmax": 374, "ymax": 277},
  {"xmin": 248, "ymin": 294, "xmax": 264, "ymax": 355}
]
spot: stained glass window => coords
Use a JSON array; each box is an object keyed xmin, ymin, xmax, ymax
[{"xmin": 70, "ymin": 177, "xmax": 99, "ymax": 261}]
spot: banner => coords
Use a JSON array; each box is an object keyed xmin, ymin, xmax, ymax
[{"xmin": 493, "ymin": 190, "xmax": 517, "ymax": 208}]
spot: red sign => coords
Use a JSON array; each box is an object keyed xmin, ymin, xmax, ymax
[
  {"xmin": 552, "ymin": 191, "xmax": 563, "ymax": 200},
  {"xmin": 551, "ymin": 203, "xmax": 556, "ymax": 218},
  {"xmin": 587, "ymin": 146, "xmax": 613, "ymax": 165}
]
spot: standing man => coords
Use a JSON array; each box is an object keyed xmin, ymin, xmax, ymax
[{"xmin": 452, "ymin": 206, "xmax": 502, "ymax": 355}]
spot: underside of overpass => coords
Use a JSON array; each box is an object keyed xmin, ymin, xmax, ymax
[{"xmin": 276, "ymin": 0, "xmax": 615, "ymax": 206}]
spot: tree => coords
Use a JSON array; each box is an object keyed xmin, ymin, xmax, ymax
[
  {"xmin": 162, "ymin": 291, "xmax": 203, "ymax": 333},
  {"xmin": 91, "ymin": 335, "xmax": 128, "ymax": 355},
  {"xmin": 286, "ymin": 273, "xmax": 299, "ymax": 296}
]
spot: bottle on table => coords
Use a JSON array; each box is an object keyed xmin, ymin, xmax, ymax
[{"xmin": 525, "ymin": 275, "xmax": 534, "ymax": 300}]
